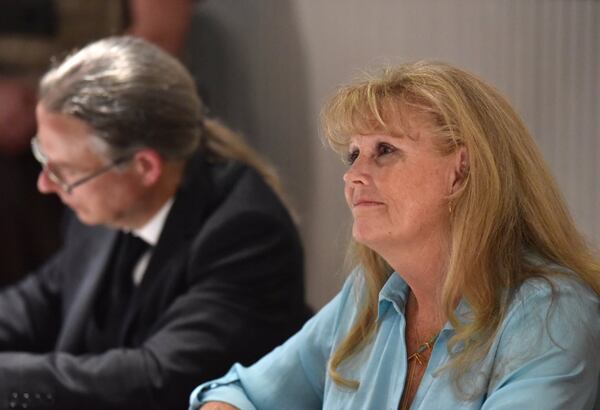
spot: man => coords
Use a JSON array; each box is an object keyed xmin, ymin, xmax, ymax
[
  {"xmin": 0, "ymin": 0, "xmax": 193, "ymax": 285},
  {"xmin": 0, "ymin": 36, "xmax": 310, "ymax": 409}
]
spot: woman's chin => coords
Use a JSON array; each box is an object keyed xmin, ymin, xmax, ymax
[{"xmin": 352, "ymin": 227, "xmax": 382, "ymax": 248}]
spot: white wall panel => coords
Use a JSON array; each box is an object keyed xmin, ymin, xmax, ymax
[{"xmin": 188, "ymin": 0, "xmax": 600, "ymax": 309}]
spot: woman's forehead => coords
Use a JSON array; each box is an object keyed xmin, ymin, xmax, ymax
[
  {"xmin": 325, "ymin": 96, "xmax": 439, "ymax": 154},
  {"xmin": 344, "ymin": 111, "xmax": 432, "ymax": 144}
]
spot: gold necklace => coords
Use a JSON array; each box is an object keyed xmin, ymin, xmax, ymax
[
  {"xmin": 407, "ymin": 332, "xmax": 438, "ymax": 365},
  {"xmin": 399, "ymin": 332, "xmax": 439, "ymax": 410}
]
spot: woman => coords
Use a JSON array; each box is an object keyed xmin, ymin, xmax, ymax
[{"xmin": 190, "ymin": 61, "xmax": 600, "ymax": 409}]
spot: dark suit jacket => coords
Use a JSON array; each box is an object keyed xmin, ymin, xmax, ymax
[{"xmin": 0, "ymin": 153, "xmax": 310, "ymax": 409}]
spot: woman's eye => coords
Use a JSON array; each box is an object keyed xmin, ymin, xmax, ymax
[
  {"xmin": 346, "ymin": 149, "xmax": 359, "ymax": 165},
  {"xmin": 376, "ymin": 142, "xmax": 396, "ymax": 157}
]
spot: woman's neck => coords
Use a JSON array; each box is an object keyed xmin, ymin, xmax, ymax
[{"xmin": 378, "ymin": 235, "xmax": 450, "ymax": 326}]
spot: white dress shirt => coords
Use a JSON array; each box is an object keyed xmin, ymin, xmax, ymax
[{"xmin": 130, "ymin": 198, "xmax": 174, "ymax": 285}]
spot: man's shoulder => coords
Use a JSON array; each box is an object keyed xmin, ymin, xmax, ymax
[{"xmin": 186, "ymin": 157, "xmax": 291, "ymax": 222}]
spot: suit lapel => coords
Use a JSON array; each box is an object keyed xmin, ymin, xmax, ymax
[
  {"xmin": 120, "ymin": 155, "xmax": 216, "ymax": 339},
  {"xmin": 56, "ymin": 228, "xmax": 118, "ymax": 351},
  {"xmin": 140, "ymin": 154, "xmax": 214, "ymax": 287}
]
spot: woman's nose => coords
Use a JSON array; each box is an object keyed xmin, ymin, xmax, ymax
[{"xmin": 343, "ymin": 157, "xmax": 370, "ymax": 185}]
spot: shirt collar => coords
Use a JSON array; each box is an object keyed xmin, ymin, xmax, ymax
[
  {"xmin": 132, "ymin": 198, "xmax": 174, "ymax": 246},
  {"xmin": 376, "ymin": 271, "xmax": 472, "ymax": 332},
  {"xmin": 377, "ymin": 273, "xmax": 410, "ymax": 321}
]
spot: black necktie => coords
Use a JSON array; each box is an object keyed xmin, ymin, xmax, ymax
[
  {"xmin": 86, "ymin": 232, "xmax": 150, "ymax": 351},
  {"xmin": 105, "ymin": 232, "xmax": 149, "ymax": 344},
  {"xmin": 113, "ymin": 232, "xmax": 150, "ymax": 294}
]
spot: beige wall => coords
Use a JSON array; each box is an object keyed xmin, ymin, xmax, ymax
[{"xmin": 186, "ymin": 0, "xmax": 600, "ymax": 309}]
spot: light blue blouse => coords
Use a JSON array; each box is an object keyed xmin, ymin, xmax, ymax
[{"xmin": 190, "ymin": 271, "xmax": 600, "ymax": 410}]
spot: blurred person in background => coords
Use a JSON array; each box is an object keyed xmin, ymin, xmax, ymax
[
  {"xmin": 0, "ymin": 36, "xmax": 310, "ymax": 409},
  {"xmin": 0, "ymin": 0, "xmax": 193, "ymax": 285}
]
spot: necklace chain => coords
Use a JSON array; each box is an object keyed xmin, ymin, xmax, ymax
[
  {"xmin": 407, "ymin": 332, "xmax": 439, "ymax": 365},
  {"xmin": 399, "ymin": 332, "xmax": 439, "ymax": 410}
]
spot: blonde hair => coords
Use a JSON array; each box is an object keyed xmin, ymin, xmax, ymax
[{"xmin": 322, "ymin": 61, "xmax": 600, "ymax": 392}]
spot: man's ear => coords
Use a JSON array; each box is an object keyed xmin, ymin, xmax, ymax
[
  {"xmin": 132, "ymin": 149, "xmax": 163, "ymax": 186},
  {"xmin": 450, "ymin": 146, "xmax": 469, "ymax": 193}
]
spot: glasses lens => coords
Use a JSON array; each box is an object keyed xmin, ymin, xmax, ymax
[
  {"xmin": 31, "ymin": 137, "xmax": 69, "ymax": 189},
  {"xmin": 31, "ymin": 137, "xmax": 134, "ymax": 194},
  {"xmin": 31, "ymin": 138, "xmax": 47, "ymax": 165}
]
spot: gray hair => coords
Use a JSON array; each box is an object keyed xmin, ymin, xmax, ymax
[
  {"xmin": 39, "ymin": 35, "xmax": 289, "ymax": 208},
  {"xmin": 38, "ymin": 36, "xmax": 202, "ymax": 161}
]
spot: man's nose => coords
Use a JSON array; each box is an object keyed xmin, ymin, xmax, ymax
[{"xmin": 37, "ymin": 168, "xmax": 58, "ymax": 195}]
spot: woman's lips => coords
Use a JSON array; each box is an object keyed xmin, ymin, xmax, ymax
[{"xmin": 353, "ymin": 199, "xmax": 384, "ymax": 207}]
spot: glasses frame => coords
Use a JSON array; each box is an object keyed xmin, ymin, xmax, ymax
[{"xmin": 31, "ymin": 137, "xmax": 133, "ymax": 194}]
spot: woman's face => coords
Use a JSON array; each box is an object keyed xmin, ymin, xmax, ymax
[{"xmin": 343, "ymin": 109, "xmax": 461, "ymax": 255}]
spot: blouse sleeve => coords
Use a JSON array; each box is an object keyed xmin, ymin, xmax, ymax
[
  {"xmin": 189, "ymin": 277, "xmax": 356, "ymax": 410},
  {"xmin": 482, "ymin": 277, "xmax": 600, "ymax": 410}
]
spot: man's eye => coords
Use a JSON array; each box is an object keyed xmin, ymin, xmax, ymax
[
  {"xmin": 346, "ymin": 149, "xmax": 359, "ymax": 165},
  {"xmin": 376, "ymin": 143, "xmax": 396, "ymax": 157},
  {"xmin": 50, "ymin": 165, "xmax": 82, "ymax": 181},
  {"xmin": 59, "ymin": 168, "xmax": 80, "ymax": 179},
  {"xmin": 46, "ymin": 164, "xmax": 67, "ymax": 180}
]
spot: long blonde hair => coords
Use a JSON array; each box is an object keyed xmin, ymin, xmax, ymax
[{"xmin": 321, "ymin": 61, "xmax": 600, "ymax": 392}]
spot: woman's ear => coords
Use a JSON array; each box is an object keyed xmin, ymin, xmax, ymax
[
  {"xmin": 132, "ymin": 149, "xmax": 163, "ymax": 186},
  {"xmin": 450, "ymin": 147, "xmax": 469, "ymax": 193}
]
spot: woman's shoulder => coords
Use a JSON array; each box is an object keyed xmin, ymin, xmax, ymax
[
  {"xmin": 317, "ymin": 269, "xmax": 365, "ymax": 328},
  {"xmin": 484, "ymin": 265, "xmax": 600, "ymax": 406},
  {"xmin": 302, "ymin": 268, "xmax": 377, "ymax": 347},
  {"xmin": 500, "ymin": 272, "xmax": 600, "ymax": 352},
  {"xmin": 513, "ymin": 272, "xmax": 598, "ymax": 310}
]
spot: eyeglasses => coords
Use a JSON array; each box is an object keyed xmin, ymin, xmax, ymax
[{"xmin": 31, "ymin": 136, "xmax": 132, "ymax": 194}]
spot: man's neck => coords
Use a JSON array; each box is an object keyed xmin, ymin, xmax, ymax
[
  {"xmin": 133, "ymin": 198, "xmax": 175, "ymax": 246},
  {"xmin": 121, "ymin": 161, "xmax": 184, "ymax": 230}
]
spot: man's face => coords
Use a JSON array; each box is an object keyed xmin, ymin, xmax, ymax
[{"xmin": 35, "ymin": 103, "xmax": 147, "ymax": 229}]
